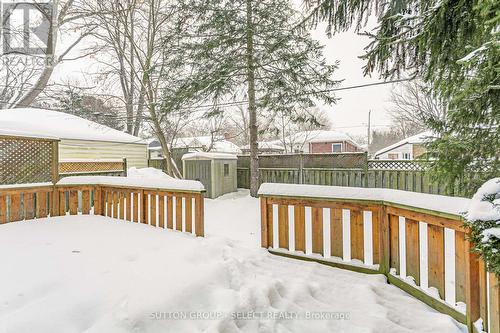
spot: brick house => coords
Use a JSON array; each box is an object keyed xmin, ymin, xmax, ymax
[
  {"xmin": 283, "ymin": 130, "xmax": 364, "ymax": 154},
  {"xmin": 309, "ymin": 140, "xmax": 361, "ymax": 153}
]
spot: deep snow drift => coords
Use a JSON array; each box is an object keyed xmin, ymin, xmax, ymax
[{"xmin": 0, "ymin": 192, "xmax": 466, "ymax": 332}]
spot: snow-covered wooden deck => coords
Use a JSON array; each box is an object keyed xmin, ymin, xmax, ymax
[
  {"xmin": 0, "ymin": 174, "xmax": 496, "ymax": 332},
  {"xmin": 0, "ymin": 214, "xmax": 466, "ymax": 332}
]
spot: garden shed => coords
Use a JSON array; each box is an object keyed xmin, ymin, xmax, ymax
[{"xmin": 182, "ymin": 152, "xmax": 237, "ymax": 199}]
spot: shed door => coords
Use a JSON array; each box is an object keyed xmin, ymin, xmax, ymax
[{"xmin": 185, "ymin": 160, "xmax": 212, "ymax": 198}]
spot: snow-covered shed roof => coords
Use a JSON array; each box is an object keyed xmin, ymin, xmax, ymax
[
  {"xmin": 374, "ymin": 131, "xmax": 435, "ymax": 157},
  {"xmin": 182, "ymin": 152, "xmax": 238, "ymax": 160},
  {"xmin": 286, "ymin": 130, "xmax": 362, "ymax": 148},
  {"xmin": 172, "ymin": 135, "xmax": 241, "ymax": 154},
  {"xmin": 0, "ymin": 108, "xmax": 147, "ymax": 144}
]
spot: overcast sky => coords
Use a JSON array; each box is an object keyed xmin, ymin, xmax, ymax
[{"xmin": 310, "ymin": 24, "xmax": 397, "ymax": 138}]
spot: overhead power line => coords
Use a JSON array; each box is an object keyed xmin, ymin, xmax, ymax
[{"xmin": 0, "ymin": 78, "xmax": 411, "ymax": 117}]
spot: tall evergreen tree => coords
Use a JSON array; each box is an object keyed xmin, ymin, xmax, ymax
[
  {"xmin": 182, "ymin": 0, "xmax": 340, "ymax": 196},
  {"xmin": 54, "ymin": 89, "xmax": 125, "ymax": 131},
  {"xmin": 305, "ymin": 0, "xmax": 499, "ymax": 195}
]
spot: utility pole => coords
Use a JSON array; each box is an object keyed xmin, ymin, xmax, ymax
[{"xmin": 367, "ymin": 110, "xmax": 371, "ymax": 147}]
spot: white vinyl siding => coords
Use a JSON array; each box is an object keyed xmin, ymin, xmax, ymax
[
  {"xmin": 59, "ymin": 139, "xmax": 148, "ymax": 168},
  {"xmin": 376, "ymin": 143, "xmax": 414, "ymax": 160}
]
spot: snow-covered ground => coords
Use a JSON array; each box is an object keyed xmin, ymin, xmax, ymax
[
  {"xmin": 0, "ymin": 190, "xmax": 466, "ymax": 332},
  {"xmin": 205, "ymin": 189, "xmax": 261, "ymax": 248}
]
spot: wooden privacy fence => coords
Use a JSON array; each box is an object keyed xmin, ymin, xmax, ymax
[
  {"xmin": 259, "ymin": 183, "xmax": 499, "ymax": 333},
  {"xmin": 0, "ymin": 179, "xmax": 205, "ymax": 237},
  {"xmin": 237, "ymin": 158, "xmax": 475, "ymax": 197}
]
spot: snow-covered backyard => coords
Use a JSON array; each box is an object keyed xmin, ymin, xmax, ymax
[{"xmin": 0, "ymin": 190, "xmax": 467, "ymax": 333}]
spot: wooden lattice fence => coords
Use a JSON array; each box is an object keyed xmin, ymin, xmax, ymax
[
  {"xmin": 59, "ymin": 159, "xmax": 127, "ymax": 177},
  {"xmin": 0, "ymin": 135, "xmax": 59, "ymax": 185},
  {"xmin": 368, "ymin": 159, "xmax": 429, "ymax": 171}
]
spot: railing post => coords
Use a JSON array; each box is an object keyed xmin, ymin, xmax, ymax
[
  {"xmin": 51, "ymin": 186, "xmax": 59, "ymax": 217},
  {"xmin": 260, "ymin": 196, "xmax": 269, "ymax": 248},
  {"xmin": 195, "ymin": 193, "xmax": 204, "ymax": 237},
  {"xmin": 490, "ymin": 273, "xmax": 500, "ymax": 333},
  {"xmin": 94, "ymin": 186, "xmax": 102, "ymax": 215},
  {"xmin": 378, "ymin": 205, "xmax": 390, "ymax": 275},
  {"xmin": 465, "ymin": 238, "xmax": 481, "ymax": 332},
  {"xmin": 141, "ymin": 189, "xmax": 147, "ymax": 224},
  {"xmin": 0, "ymin": 194, "xmax": 6, "ymax": 224}
]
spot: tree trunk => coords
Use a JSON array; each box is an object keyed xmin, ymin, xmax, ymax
[
  {"xmin": 246, "ymin": 0, "xmax": 259, "ymax": 197},
  {"xmin": 14, "ymin": 8, "xmax": 56, "ymax": 108},
  {"xmin": 148, "ymin": 103, "xmax": 174, "ymax": 176},
  {"xmin": 133, "ymin": 85, "xmax": 146, "ymax": 136},
  {"xmin": 14, "ymin": 58, "xmax": 55, "ymax": 108}
]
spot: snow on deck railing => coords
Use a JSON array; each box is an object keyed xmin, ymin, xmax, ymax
[
  {"xmin": 0, "ymin": 182, "xmax": 54, "ymax": 190},
  {"xmin": 0, "ymin": 176, "xmax": 205, "ymax": 237},
  {"xmin": 57, "ymin": 175, "xmax": 205, "ymax": 192},
  {"xmin": 258, "ymin": 183, "xmax": 499, "ymax": 333},
  {"xmin": 258, "ymin": 183, "xmax": 471, "ymax": 218}
]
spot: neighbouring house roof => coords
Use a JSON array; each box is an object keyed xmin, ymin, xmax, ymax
[
  {"xmin": 0, "ymin": 108, "xmax": 147, "ymax": 144},
  {"xmin": 284, "ymin": 130, "xmax": 362, "ymax": 149},
  {"xmin": 374, "ymin": 131, "xmax": 435, "ymax": 157},
  {"xmin": 146, "ymin": 138, "xmax": 159, "ymax": 146},
  {"xmin": 241, "ymin": 141, "xmax": 285, "ymax": 151},
  {"xmin": 172, "ymin": 135, "xmax": 242, "ymax": 154}
]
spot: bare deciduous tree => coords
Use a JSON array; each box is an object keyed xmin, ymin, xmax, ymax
[
  {"xmin": 264, "ymin": 107, "xmax": 332, "ymax": 153},
  {"xmin": 87, "ymin": 0, "xmax": 145, "ymax": 135},
  {"xmin": 80, "ymin": 0, "xmax": 202, "ymax": 176},
  {"xmin": 389, "ymin": 80, "xmax": 447, "ymax": 137},
  {"xmin": 9, "ymin": 0, "xmax": 98, "ymax": 108}
]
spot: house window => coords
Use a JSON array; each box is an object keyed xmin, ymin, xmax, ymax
[
  {"xmin": 331, "ymin": 143, "xmax": 343, "ymax": 153},
  {"xmin": 388, "ymin": 153, "xmax": 398, "ymax": 160},
  {"xmin": 402, "ymin": 153, "xmax": 411, "ymax": 160},
  {"xmin": 223, "ymin": 163, "xmax": 229, "ymax": 176}
]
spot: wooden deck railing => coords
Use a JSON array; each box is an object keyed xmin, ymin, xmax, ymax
[
  {"xmin": 259, "ymin": 183, "xmax": 499, "ymax": 333},
  {"xmin": 0, "ymin": 180, "xmax": 205, "ymax": 237}
]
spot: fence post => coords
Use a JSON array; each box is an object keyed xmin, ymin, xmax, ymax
[
  {"xmin": 260, "ymin": 197, "xmax": 269, "ymax": 248},
  {"xmin": 195, "ymin": 193, "xmax": 204, "ymax": 236},
  {"xmin": 465, "ymin": 238, "xmax": 481, "ymax": 332},
  {"xmin": 299, "ymin": 153, "xmax": 304, "ymax": 184},
  {"xmin": 363, "ymin": 152, "xmax": 369, "ymax": 188},
  {"xmin": 122, "ymin": 158, "xmax": 128, "ymax": 176},
  {"xmin": 378, "ymin": 205, "xmax": 390, "ymax": 275}
]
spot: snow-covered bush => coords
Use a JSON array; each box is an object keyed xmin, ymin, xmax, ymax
[{"xmin": 464, "ymin": 178, "xmax": 500, "ymax": 277}]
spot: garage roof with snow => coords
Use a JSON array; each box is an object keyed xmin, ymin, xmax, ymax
[
  {"xmin": 0, "ymin": 108, "xmax": 147, "ymax": 144},
  {"xmin": 374, "ymin": 131, "xmax": 434, "ymax": 157}
]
